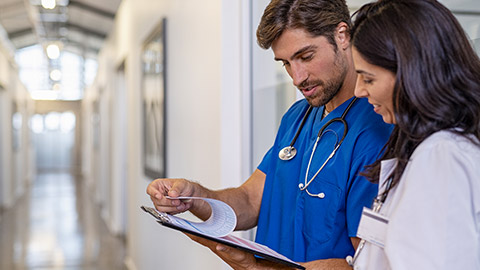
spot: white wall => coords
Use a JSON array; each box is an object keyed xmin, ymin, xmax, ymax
[
  {"xmin": 83, "ymin": 0, "xmax": 251, "ymax": 269},
  {"xmin": 0, "ymin": 28, "xmax": 34, "ymax": 210}
]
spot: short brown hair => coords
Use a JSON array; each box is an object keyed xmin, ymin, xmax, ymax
[{"xmin": 256, "ymin": 0, "xmax": 351, "ymax": 50}]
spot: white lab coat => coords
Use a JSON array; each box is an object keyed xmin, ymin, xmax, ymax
[{"xmin": 354, "ymin": 130, "xmax": 480, "ymax": 270}]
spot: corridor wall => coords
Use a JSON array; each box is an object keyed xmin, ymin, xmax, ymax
[
  {"xmin": 0, "ymin": 30, "xmax": 35, "ymax": 210},
  {"xmin": 82, "ymin": 0, "xmax": 252, "ymax": 269}
]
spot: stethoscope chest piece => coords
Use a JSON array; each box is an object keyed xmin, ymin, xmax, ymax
[{"xmin": 279, "ymin": 146, "xmax": 297, "ymax": 160}]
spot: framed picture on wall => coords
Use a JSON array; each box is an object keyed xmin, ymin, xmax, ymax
[
  {"xmin": 92, "ymin": 99, "xmax": 100, "ymax": 151},
  {"xmin": 142, "ymin": 18, "xmax": 167, "ymax": 179},
  {"xmin": 12, "ymin": 102, "xmax": 22, "ymax": 152}
]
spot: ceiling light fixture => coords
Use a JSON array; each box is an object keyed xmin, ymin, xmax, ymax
[
  {"xmin": 46, "ymin": 44, "xmax": 60, "ymax": 59},
  {"xmin": 50, "ymin": 69, "xmax": 62, "ymax": 81},
  {"xmin": 41, "ymin": 0, "xmax": 56, "ymax": 9}
]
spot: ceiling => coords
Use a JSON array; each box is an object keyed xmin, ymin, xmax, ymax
[
  {"xmin": 0, "ymin": 0, "xmax": 122, "ymax": 57},
  {"xmin": 0, "ymin": 0, "xmax": 478, "ymax": 58}
]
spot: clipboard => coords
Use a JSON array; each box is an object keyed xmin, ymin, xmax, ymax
[{"xmin": 141, "ymin": 206, "xmax": 305, "ymax": 269}]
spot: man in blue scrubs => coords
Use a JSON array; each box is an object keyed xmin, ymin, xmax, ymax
[{"xmin": 147, "ymin": 0, "xmax": 392, "ymax": 268}]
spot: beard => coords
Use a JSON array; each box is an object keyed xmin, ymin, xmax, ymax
[{"xmin": 300, "ymin": 52, "xmax": 348, "ymax": 107}]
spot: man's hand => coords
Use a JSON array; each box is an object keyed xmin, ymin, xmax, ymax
[
  {"xmin": 185, "ymin": 233, "xmax": 296, "ymax": 270},
  {"xmin": 146, "ymin": 178, "xmax": 199, "ymax": 215}
]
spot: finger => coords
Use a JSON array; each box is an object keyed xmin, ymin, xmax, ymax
[
  {"xmin": 147, "ymin": 178, "xmax": 196, "ymax": 214},
  {"xmin": 185, "ymin": 233, "xmax": 257, "ymax": 269},
  {"xmin": 186, "ymin": 233, "xmax": 247, "ymax": 262},
  {"xmin": 214, "ymin": 244, "xmax": 258, "ymax": 270},
  {"xmin": 167, "ymin": 180, "xmax": 190, "ymax": 198},
  {"xmin": 216, "ymin": 245, "xmax": 248, "ymax": 262},
  {"xmin": 146, "ymin": 179, "xmax": 170, "ymax": 198},
  {"xmin": 147, "ymin": 179, "xmax": 177, "ymax": 204},
  {"xmin": 157, "ymin": 200, "xmax": 192, "ymax": 213},
  {"xmin": 152, "ymin": 195, "xmax": 194, "ymax": 213}
]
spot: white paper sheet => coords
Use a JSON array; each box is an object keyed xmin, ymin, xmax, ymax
[{"xmin": 165, "ymin": 196, "xmax": 237, "ymax": 237}]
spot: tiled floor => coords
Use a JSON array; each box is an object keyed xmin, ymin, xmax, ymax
[{"xmin": 0, "ymin": 172, "xmax": 127, "ymax": 270}]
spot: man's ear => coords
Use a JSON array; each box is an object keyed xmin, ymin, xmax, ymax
[{"xmin": 335, "ymin": 22, "xmax": 350, "ymax": 50}]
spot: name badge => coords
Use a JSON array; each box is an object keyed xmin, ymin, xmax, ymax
[{"xmin": 356, "ymin": 207, "xmax": 389, "ymax": 248}]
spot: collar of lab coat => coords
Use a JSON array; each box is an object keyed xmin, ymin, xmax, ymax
[{"xmin": 379, "ymin": 158, "xmax": 397, "ymax": 194}]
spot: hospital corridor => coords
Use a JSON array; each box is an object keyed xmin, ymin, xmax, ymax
[
  {"xmin": 0, "ymin": 172, "xmax": 127, "ymax": 269},
  {"xmin": 0, "ymin": 0, "xmax": 478, "ymax": 269},
  {"xmin": 0, "ymin": 104, "xmax": 127, "ymax": 269}
]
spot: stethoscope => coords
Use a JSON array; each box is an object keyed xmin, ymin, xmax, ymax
[
  {"xmin": 346, "ymin": 176, "xmax": 394, "ymax": 267},
  {"xmin": 278, "ymin": 105, "xmax": 313, "ymax": 161},
  {"xmin": 278, "ymin": 97, "xmax": 358, "ymax": 197}
]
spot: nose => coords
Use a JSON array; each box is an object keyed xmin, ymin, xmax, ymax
[
  {"xmin": 354, "ymin": 78, "xmax": 368, "ymax": 98},
  {"xmin": 289, "ymin": 63, "xmax": 308, "ymax": 87}
]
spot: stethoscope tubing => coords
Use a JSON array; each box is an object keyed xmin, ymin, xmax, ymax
[
  {"xmin": 291, "ymin": 106, "xmax": 313, "ymax": 148},
  {"xmin": 284, "ymin": 97, "xmax": 358, "ymax": 196},
  {"xmin": 278, "ymin": 98, "xmax": 357, "ymax": 161}
]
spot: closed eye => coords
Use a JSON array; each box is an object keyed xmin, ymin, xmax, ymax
[
  {"xmin": 300, "ymin": 53, "xmax": 314, "ymax": 61},
  {"xmin": 363, "ymin": 79, "xmax": 373, "ymax": 84}
]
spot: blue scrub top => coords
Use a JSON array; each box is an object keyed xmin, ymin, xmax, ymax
[{"xmin": 256, "ymin": 97, "xmax": 392, "ymax": 262}]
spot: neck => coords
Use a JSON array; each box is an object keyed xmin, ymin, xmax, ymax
[
  {"xmin": 325, "ymin": 53, "xmax": 357, "ymax": 112},
  {"xmin": 323, "ymin": 107, "xmax": 330, "ymax": 119}
]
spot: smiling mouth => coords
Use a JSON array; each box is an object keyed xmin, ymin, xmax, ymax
[
  {"xmin": 372, "ymin": 104, "xmax": 381, "ymax": 113},
  {"xmin": 368, "ymin": 100, "xmax": 379, "ymax": 108}
]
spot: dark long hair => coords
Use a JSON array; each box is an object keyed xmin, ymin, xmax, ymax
[
  {"xmin": 256, "ymin": 0, "xmax": 351, "ymax": 50},
  {"xmin": 351, "ymin": 0, "xmax": 480, "ymax": 185}
]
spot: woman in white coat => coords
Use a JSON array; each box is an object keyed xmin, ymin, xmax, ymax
[{"xmin": 348, "ymin": 0, "xmax": 480, "ymax": 269}]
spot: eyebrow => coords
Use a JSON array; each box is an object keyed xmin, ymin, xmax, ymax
[
  {"xmin": 356, "ymin": 69, "xmax": 375, "ymax": 76},
  {"xmin": 274, "ymin": 45, "xmax": 318, "ymax": 62}
]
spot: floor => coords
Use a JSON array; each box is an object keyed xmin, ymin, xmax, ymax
[{"xmin": 0, "ymin": 171, "xmax": 127, "ymax": 270}]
